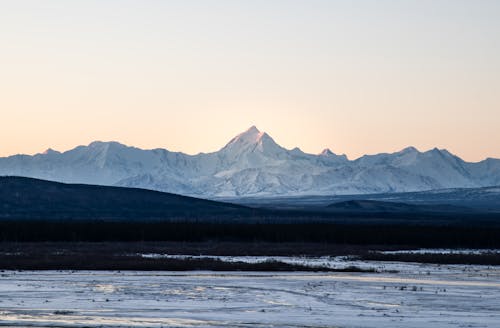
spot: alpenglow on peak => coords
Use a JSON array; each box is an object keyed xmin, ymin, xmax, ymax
[
  {"xmin": 228, "ymin": 125, "xmax": 263, "ymax": 142},
  {"xmin": 222, "ymin": 126, "xmax": 276, "ymax": 149}
]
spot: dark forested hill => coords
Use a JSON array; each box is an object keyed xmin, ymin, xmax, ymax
[
  {"xmin": 1, "ymin": 177, "xmax": 500, "ymax": 246},
  {"xmin": 0, "ymin": 176, "xmax": 252, "ymax": 221}
]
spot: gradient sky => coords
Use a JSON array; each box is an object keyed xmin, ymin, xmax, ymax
[{"xmin": 1, "ymin": 1, "xmax": 499, "ymax": 162}]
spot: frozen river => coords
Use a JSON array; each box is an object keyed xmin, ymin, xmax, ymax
[{"xmin": 0, "ymin": 261, "xmax": 499, "ymax": 327}]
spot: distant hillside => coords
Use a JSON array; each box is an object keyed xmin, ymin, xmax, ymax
[
  {"xmin": 326, "ymin": 200, "xmax": 469, "ymax": 213},
  {"xmin": 0, "ymin": 176, "xmax": 251, "ymax": 221},
  {"xmin": 227, "ymin": 186, "xmax": 500, "ymax": 212}
]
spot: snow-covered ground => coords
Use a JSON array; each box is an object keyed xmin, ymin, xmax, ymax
[{"xmin": 0, "ymin": 260, "xmax": 499, "ymax": 327}]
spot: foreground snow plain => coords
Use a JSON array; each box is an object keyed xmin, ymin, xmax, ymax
[{"xmin": 0, "ymin": 259, "xmax": 499, "ymax": 328}]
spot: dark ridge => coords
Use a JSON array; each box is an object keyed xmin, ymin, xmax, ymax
[
  {"xmin": 1, "ymin": 177, "xmax": 500, "ymax": 247},
  {"xmin": 326, "ymin": 200, "xmax": 470, "ymax": 213},
  {"xmin": 0, "ymin": 176, "xmax": 253, "ymax": 221},
  {"xmin": 228, "ymin": 186, "xmax": 500, "ymax": 212},
  {"xmin": 327, "ymin": 200, "xmax": 423, "ymax": 212}
]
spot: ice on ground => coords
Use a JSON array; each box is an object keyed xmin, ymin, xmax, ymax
[{"xmin": 0, "ymin": 260, "xmax": 499, "ymax": 327}]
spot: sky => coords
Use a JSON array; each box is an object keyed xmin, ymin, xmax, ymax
[{"xmin": 1, "ymin": 0, "xmax": 499, "ymax": 162}]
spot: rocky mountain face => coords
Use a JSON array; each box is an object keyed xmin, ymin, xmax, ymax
[{"xmin": 1, "ymin": 126, "xmax": 499, "ymax": 197}]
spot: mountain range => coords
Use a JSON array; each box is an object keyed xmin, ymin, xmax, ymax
[{"xmin": 1, "ymin": 126, "xmax": 499, "ymax": 197}]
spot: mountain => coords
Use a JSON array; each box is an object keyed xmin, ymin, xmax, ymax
[
  {"xmin": 1, "ymin": 126, "xmax": 500, "ymax": 197},
  {"xmin": 0, "ymin": 176, "xmax": 251, "ymax": 220}
]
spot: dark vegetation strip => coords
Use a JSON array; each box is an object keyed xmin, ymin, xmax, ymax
[
  {"xmin": 362, "ymin": 252, "xmax": 500, "ymax": 265},
  {"xmin": 1, "ymin": 221, "xmax": 500, "ymax": 248},
  {"xmin": 1, "ymin": 242, "xmax": 498, "ymax": 267},
  {"xmin": 0, "ymin": 254, "xmax": 373, "ymax": 272},
  {"xmin": 0, "ymin": 241, "xmax": 391, "ymax": 257}
]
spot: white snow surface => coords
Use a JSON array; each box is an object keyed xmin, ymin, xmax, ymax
[
  {"xmin": 1, "ymin": 126, "xmax": 499, "ymax": 197},
  {"xmin": 0, "ymin": 259, "xmax": 499, "ymax": 327}
]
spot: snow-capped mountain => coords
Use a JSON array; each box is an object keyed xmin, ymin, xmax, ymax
[{"xmin": 1, "ymin": 126, "xmax": 499, "ymax": 197}]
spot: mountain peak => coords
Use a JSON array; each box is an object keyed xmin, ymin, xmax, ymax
[
  {"xmin": 88, "ymin": 141, "xmax": 128, "ymax": 149},
  {"xmin": 224, "ymin": 126, "xmax": 267, "ymax": 147},
  {"xmin": 320, "ymin": 148, "xmax": 334, "ymax": 156},
  {"xmin": 219, "ymin": 126, "xmax": 286, "ymax": 160},
  {"xmin": 427, "ymin": 147, "xmax": 452, "ymax": 156},
  {"xmin": 246, "ymin": 125, "xmax": 260, "ymax": 134},
  {"xmin": 41, "ymin": 148, "xmax": 60, "ymax": 155},
  {"xmin": 400, "ymin": 146, "xmax": 419, "ymax": 154}
]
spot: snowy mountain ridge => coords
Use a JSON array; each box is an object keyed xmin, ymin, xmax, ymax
[{"xmin": 1, "ymin": 126, "xmax": 499, "ymax": 197}]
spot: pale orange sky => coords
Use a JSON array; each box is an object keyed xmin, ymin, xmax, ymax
[{"xmin": 1, "ymin": 1, "xmax": 499, "ymax": 162}]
